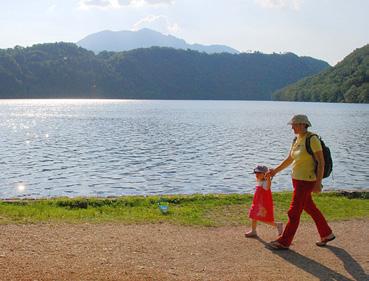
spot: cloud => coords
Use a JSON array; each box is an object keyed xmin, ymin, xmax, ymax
[
  {"xmin": 78, "ymin": 0, "xmax": 113, "ymax": 9},
  {"xmin": 79, "ymin": 0, "xmax": 174, "ymax": 9},
  {"xmin": 47, "ymin": 4, "xmax": 57, "ymax": 13},
  {"xmin": 82, "ymin": 0, "xmax": 111, "ymax": 8},
  {"xmin": 132, "ymin": 15, "xmax": 179, "ymax": 34},
  {"xmin": 118, "ymin": 0, "xmax": 174, "ymax": 5},
  {"xmin": 144, "ymin": 0, "xmax": 174, "ymax": 4},
  {"xmin": 254, "ymin": 0, "xmax": 303, "ymax": 10}
]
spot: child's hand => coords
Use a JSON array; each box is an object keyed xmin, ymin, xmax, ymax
[
  {"xmin": 264, "ymin": 173, "xmax": 271, "ymax": 180},
  {"xmin": 266, "ymin": 169, "xmax": 275, "ymax": 178}
]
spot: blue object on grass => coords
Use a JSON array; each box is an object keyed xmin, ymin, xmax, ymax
[{"xmin": 158, "ymin": 198, "xmax": 169, "ymax": 214}]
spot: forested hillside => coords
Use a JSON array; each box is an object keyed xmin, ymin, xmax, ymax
[
  {"xmin": 273, "ymin": 44, "xmax": 369, "ymax": 103},
  {"xmin": 0, "ymin": 43, "xmax": 329, "ymax": 100}
]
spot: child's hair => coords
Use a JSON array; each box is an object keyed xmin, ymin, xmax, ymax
[{"xmin": 253, "ymin": 165, "xmax": 268, "ymax": 174}]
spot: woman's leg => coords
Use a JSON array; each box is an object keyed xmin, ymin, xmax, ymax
[
  {"xmin": 304, "ymin": 192, "xmax": 332, "ymax": 238},
  {"xmin": 277, "ymin": 179, "xmax": 312, "ymax": 247}
]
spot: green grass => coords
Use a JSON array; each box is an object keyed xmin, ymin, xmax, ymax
[{"xmin": 0, "ymin": 192, "xmax": 368, "ymax": 226}]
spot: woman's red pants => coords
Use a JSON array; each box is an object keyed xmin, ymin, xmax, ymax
[{"xmin": 278, "ymin": 179, "xmax": 333, "ymax": 247}]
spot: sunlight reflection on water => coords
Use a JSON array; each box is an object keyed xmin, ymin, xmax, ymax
[{"xmin": 0, "ymin": 99, "xmax": 368, "ymax": 198}]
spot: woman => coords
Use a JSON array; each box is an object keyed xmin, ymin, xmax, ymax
[{"xmin": 267, "ymin": 114, "xmax": 335, "ymax": 250}]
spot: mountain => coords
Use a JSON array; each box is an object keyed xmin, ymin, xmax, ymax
[
  {"xmin": 0, "ymin": 43, "xmax": 329, "ymax": 100},
  {"xmin": 77, "ymin": 28, "xmax": 240, "ymax": 54},
  {"xmin": 273, "ymin": 44, "xmax": 369, "ymax": 103}
]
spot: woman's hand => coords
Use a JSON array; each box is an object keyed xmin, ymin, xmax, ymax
[{"xmin": 313, "ymin": 181, "xmax": 323, "ymax": 193}]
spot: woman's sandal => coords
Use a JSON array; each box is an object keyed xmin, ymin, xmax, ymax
[
  {"xmin": 316, "ymin": 234, "xmax": 336, "ymax": 247},
  {"xmin": 267, "ymin": 240, "xmax": 289, "ymax": 250}
]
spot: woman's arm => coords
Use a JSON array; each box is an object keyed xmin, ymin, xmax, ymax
[
  {"xmin": 269, "ymin": 155, "xmax": 293, "ymax": 177},
  {"xmin": 313, "ymin": 150, "xmax": 325, "ymax": 192}
]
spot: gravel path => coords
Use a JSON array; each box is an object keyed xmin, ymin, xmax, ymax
[{"xmin": 0, "ymin": 220, "xmax": 368, "ymax": 281}]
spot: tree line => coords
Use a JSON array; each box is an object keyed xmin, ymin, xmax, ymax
[
  {"xmin": 0, "ymin": 42, "xmax": 329, "ymax": 100},
  {"xmin": 273, "ymin": 44, "xmax": 369, "ymax": 103}
]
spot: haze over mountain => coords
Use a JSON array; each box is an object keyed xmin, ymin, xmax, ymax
[
  {"xmin": 273, "ymin": 44, "xmax": 369, "ymax": 103},
  {"xmin": 0, "ymin": 43, "xmax": 329, "ymax": 100},
  {"xmin": 77, "ymin": 28, "xmax": 240, "ymax": 54}
]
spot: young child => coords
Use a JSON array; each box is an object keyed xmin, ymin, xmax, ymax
[{"xmin": 245, "ymin": 165, "xmax": 283, "ymax": 238}]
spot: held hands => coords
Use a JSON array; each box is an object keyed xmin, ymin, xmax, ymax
[{"xmin": 266, "ymin": 168, "xmax": 276, "ymax": 178}]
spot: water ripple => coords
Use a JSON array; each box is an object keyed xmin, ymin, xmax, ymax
[{"xmin": 0, "ymin": 100, "xmax": 368, "ymax": 198}]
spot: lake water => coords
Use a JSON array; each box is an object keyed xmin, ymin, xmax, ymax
[{"xmin": 0, "ymin": 99, "xmax": 368, "ymax": 198}]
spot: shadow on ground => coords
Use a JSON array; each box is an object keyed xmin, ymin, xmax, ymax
[{"xmin": 256, "ymin": 238, "xmax": 368, "ymax": 281}]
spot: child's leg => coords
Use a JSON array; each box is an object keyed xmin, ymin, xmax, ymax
[
  {"xmin": 265, "ymin": 221, "xmax": 284, "ymax": 236},
  {"xmin": 251, "ymin": 219, "xmax": 257, "ymax": 232},
  {"xmin": 245, "ymin": 220, "xmax": 258, "ymax": 237}
]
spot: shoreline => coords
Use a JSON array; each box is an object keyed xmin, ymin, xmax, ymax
[{"xmin": 2, "ymin": 189, "xmax": 369, "ymax": 202}]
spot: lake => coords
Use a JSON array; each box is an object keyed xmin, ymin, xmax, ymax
[{"xmin": 0, "ymin": 99, "xmax": 368, "ymax": 198}]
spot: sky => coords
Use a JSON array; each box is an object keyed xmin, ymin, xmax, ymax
[{"xmin": 0, "ymin": 0, "xmax": 368, "ymax": 65}]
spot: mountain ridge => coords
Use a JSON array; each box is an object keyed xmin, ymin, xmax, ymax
[{"xmin": 77, "ymin": 28, "xmax": 240, "ymax": 54}]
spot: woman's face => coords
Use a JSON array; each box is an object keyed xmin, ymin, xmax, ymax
[{"xmin": 291, "ymin": 123, "xmax": 306, "ymax": 134}]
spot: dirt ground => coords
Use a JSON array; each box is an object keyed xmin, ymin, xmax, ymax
[{"xmin": 0, "ymin": 220, "xmax": 368, "ymax": 281}]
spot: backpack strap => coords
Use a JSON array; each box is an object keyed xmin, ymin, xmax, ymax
[
  {"xmin": 305, "ymin": 132, "xmax": 318, "ymax": 156},
  {"xmin": 306, "ymin": 133, "xmax": 319, "ymax": 174},
  {"xmin": 292, "ymin": 133, "xmax": 317, "ymax": 155},
  {"xmin": 293, "ymin": 133, "xmax": 319, "ymax": 159}
]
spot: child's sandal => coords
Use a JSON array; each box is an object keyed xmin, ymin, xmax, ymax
[{"xmin": 244, "ymin": 231, "xmax": 258, "ymax": 238}]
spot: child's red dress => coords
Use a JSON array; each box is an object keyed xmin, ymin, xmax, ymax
[{"xmin": 248, "ymin": 180, "xmax": 275, "ymax": 223}]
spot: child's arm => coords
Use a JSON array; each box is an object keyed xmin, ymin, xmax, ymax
[{"xmin": 264, "ymin": 173, "xmax": 272, "ymax": 190}]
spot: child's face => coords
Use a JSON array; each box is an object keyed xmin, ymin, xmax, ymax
[{"xmin": 255, "ymin": 172, "xmax": 265, "ymax": 180}]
